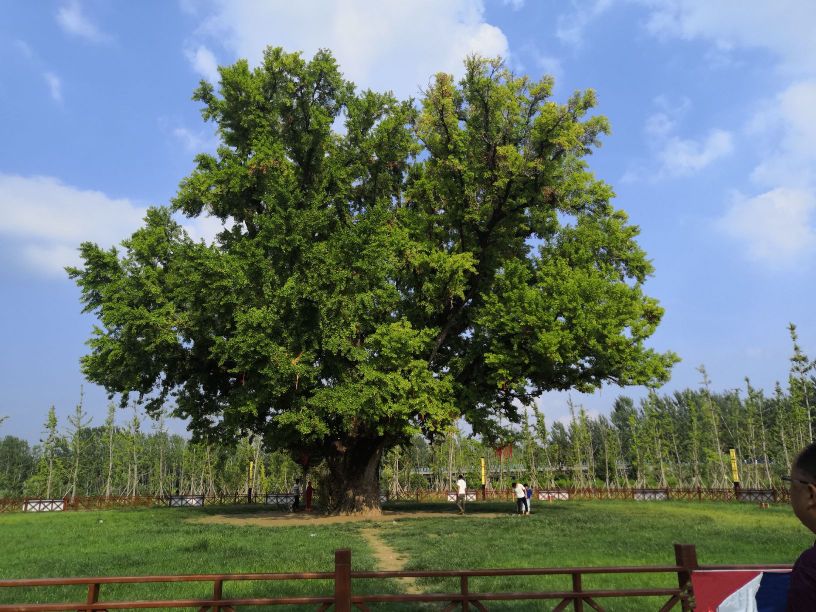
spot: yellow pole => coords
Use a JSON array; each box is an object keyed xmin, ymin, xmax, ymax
[
  {"xmin": 729, "ymin": 449, "xmax": 739, "ymax": 483},
  {"xmin": 248, "ymin": 460, "xmax": 255, "ymax": 502},
  {"xmin": 480, "ymin": 457, "xmax": 486, "ymax": 500}
]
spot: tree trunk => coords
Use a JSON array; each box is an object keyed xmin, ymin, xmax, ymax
[
  {"xmin": 46, "ymin": 457, "xmax": 54, "ymax": 499},
  {"xmin": 70, "ymin": 454, "xmax": 79, "ymax": 503},
  {"xmin": 105, "ymin": 426, "xmax": 114, "ymax": 500},
  {"xmin": 323, "ymin": 437, "xmax": 386, "ymax": 515}
]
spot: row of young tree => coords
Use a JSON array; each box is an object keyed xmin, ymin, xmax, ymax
[
  {"xmin": 2, "ymin": 324, "xmax": 812, "ymax": 499},
  {"xmin": 385, "ymin": 324, "xmax": 811, "ymax": 493},
  {"xmin": 0, "ymin": 394, "xmax": 302, "ymax": 500}
]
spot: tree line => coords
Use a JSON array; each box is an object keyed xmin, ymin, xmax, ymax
[
  {"xmin": 0, "ymin": 396, "xmax": 301, "ymax": 500},
  {"xmin": 2, "ymin": 324, "xmax": 811, "ymax": 499}
]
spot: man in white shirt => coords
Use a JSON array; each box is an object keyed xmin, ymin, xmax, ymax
[
  {"xmin": 513, "ymin": 482, "xmax": 527, "ymax": 514},
  {"xmin": 292, "ymin": 479, "xmax": 301, "ymax": 512},
  {"xmin": 455, "ymin": 474, "xmax": 467, "ymax": 514}
]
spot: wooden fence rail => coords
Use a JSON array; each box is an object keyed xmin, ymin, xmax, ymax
[{"xmin": 0, "ymin": 544, "xmax": 793, "ymax": 611}]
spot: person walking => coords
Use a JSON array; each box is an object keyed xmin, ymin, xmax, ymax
[
  {"xmin": 291, "ymin": 479, "xmax": 301, "ymax": 512},
  {"xmin": 455, "ymin": 474, "xmax": 467, "ymax": 514},
  {"xmin": 513, "ymin": 482, "xmax": 527, "ymax": 515},
  {"xmin": 305, "ymin": 479, "xmax": 314, "ymax": 512},
  {"xmin": 525, "ymin": 483, "xmax": 532, "ymax": 515}
]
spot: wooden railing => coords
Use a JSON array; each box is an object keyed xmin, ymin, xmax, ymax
[{"xmin": 0, "ymin": 543, "xmax": 793, "ymax": 611}]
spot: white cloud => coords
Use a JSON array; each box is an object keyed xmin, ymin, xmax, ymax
[
  {"xmin": 748, "ymin": 80, "xmax": 816, "ymax": 190},
  {"xmin": 178, "ymin": 0, "xmax": 200, "ymax": 15},
  {"xmin": 554, "ymin": 0, "xmax": 816, "ymax": 264},
  {"xmin": 43, "ymin": 72, "xmax": 62, "ymax": 103},
  {"xmin": 717, "ymin": 188, "xmax": 816, "ymax": 265},
  {"xmin": 658, "ymin": 129, "xmax": 733, "ymax": 176},
  {"xmin": 191, "ymin": 0, "xmax": 509, "ymax": 100},
  {"xmin": 56, "ymin": 1, "xmax": 108, "ymax": 43},
  {"xmin": 534, "ymin": 54, "xmax": 562, "ymax": 80},
  {"xmin": 629, "ymin": 1, "xmax": 816, "ymax": 264},
  {"xmin": 0, "ymin": 174, "xmax": 225, "ymax": 278},
  {"xmin": 0, "ymin": 174, "xmax": 145, "ymax": 276},
  {"xmin": 172, "ymin": 126, "xmax": 218, "ymax": 153},
  {"xmin": 502, "ymin": 0, "xmax": 524, "ymax": 9},
  {"xmin": 22, "ymin": 244, "xmax": 84, "ymax": 277},
  {"xmin": 628, "ymin": 96, "xmax": 730, "ymax": 180},
  {"xmin": 640, "ymin": 0, "xmax": 816, "ymax": 75},
  {"xmin": 185, "ymin": 45, "xmax": 220, "ymax": 83},
  {"xmin": 644, "ymin": 95, "xmax": 689, "ymax": 138},
  {"xmin": 558, "ymin": 0, "xmax": 816, "ymax": 73},
  {"xmin": 644, "ymin": 113, "xmax": 673, "ymax": 139},
  {"xmin": 185, "ymin": 214, "xmax": 228, "ymax": 244},
  {"xmin": 556, "ymin": 0, "xmax": 614, "ymax": 47}
]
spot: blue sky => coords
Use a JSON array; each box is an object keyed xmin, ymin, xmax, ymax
[{"xmin": 2, "ymin": 0, "xmax": 815, "ymax": 441}]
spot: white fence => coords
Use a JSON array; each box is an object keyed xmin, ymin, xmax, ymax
[{"xmin": 23, "ymin": 499, "xmax": 64, "ymax": 512}]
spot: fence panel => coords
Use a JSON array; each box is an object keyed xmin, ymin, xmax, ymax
[
  {"xmin": 1, "ymin": 544, "xmax": 791, "ymax": 611},
  {"xmin": 0, "ymin": 487, "xmax": 792, "ymax": 514}
]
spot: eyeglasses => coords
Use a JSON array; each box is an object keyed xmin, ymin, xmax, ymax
[{"xmin": 782, "ymin": 475, "xmax": 816, "ymax": 487}]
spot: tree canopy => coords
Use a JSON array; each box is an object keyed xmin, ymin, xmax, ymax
[{"xmin": 69, "ymin": 47, "xmax": 677, "ymax": 513}]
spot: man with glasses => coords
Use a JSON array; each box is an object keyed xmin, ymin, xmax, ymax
[{"xmin": 785, "ymin": 443, "xmax": 816, "ymax": 609}]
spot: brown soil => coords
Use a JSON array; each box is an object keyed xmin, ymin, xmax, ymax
[
  {"xmin": 190, "ymin": 509, "xmax": 504, "ymax": 528},
  {"xmin": 360, "ymin": 527, "xmax": 423, "ymax": 594}
]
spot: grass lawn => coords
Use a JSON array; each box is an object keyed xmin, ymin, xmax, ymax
[
  {"xmin": 1, "ymin": 500, "xmax": 810, "ymax": 610},
  {"xmin": 378, "ymin": 500, "xmax": 809, "ymax": 610}
]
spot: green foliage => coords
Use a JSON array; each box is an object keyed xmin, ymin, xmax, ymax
[
  {"xmin": 25, "ymin": 406, "xmax": 67, "ymax": 498},
  {"xmin": 0, "ymin": 436, "xmax": 34, "ymax": 497},
  {"xmin": 67, "ymin": 48, "xmax": 675, "ymax": 500}
]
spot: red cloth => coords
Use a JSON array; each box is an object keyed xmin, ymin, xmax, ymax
[
  {"xmin": 305, "ymin": 483, "xmax": 313, "ymax": 511},
  {"xmin": 691, "ymin": 570, "xmax": 761, "ymax": 611}
]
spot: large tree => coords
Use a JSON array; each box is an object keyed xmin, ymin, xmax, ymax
[{"xmin": 69, "ymin": 47, "xmax": 677, "ymax": 513}]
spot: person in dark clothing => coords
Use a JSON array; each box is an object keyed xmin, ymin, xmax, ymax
[
  {"xmin": 305, "ymin": 480, "xmax": 314, "ymax": 512},
  {"xmin": 786, "ymin": 443, "xmax": 816, "ymax": 610},
  {"xmin": 291, "ymin": 479, "xmax": 301, "ymax": 512}
]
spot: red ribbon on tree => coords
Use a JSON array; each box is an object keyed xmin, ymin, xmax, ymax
[{"xmin": 495, "ymin": 445, "xmax": 513, "ymax": 460}]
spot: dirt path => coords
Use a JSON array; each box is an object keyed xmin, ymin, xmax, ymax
[
  {"xmin": 190, "ymin": 510, "xmax": 504, "ymax": 528},
  {"xmin": 360, "ymin": 527, "xmax": 423, "ymax": 595},
  {"xmin": 189, "ymin": 510, "xmax": 505, "ymax": 596}
]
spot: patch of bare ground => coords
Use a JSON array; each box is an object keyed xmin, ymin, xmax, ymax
[
  {"xmin": 189, "ymin": 510, "xmax": 504, "ymax": 528},
  {"xmin": 360, "ymin": 527, "xmax": 423, "ymax": 594}
]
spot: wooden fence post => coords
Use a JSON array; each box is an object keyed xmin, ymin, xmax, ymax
[
  {"xmin": 85, "ymin": 582, "xmax": 100, "ymax": 612},
  {"xmin": 674, "ymin": 543, "xmax": 698, "ymax": 612},
  {"xmin": 572, "ymin": 573, "xmax": 584, "ymax": 612},
  {"xmin": 212, "ymin": 578, "xmax": 223, "ymax": 612},
  {"xmin": 334, "ymin": 548, "xmax": 352, "ymax": 612}
]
